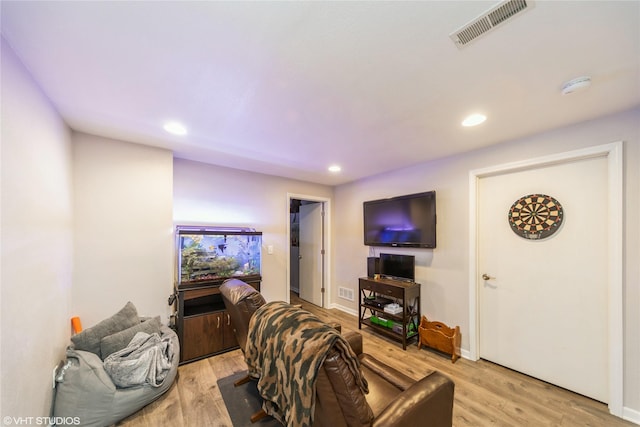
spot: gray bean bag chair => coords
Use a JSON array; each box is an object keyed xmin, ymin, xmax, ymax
[{"xmin": 53, "ymin": 302, "xmax": 179, "ymax": 427}]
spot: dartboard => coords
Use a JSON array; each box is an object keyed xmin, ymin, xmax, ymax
[{"xmin": 508, "ymin": 194, "xmax": 564, "ymax": 240}]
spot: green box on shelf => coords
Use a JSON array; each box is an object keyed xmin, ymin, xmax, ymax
[
  {"xmin": 386, "ymin": 320, "xmax": 395, "ymax": 329},
  {"xmin": 369, "ymin": 315, "xmax": 397, "ymax": 329},
  {"xmin": 378, "ymin": 317, "xmax": 394, "ymax": 328}
]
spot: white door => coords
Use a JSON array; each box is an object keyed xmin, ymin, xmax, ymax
[
  {"xmin": 299, "ymin": 202, "xmax": 324, "ymax": 307},
  {"xmin": 478, "ymin": 156, "xmax": 608, "ymax": 402}
]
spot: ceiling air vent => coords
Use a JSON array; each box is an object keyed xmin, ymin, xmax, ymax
[{"xmin": 450, "ymin": 0, "xmax": 534, "ymax": 48}]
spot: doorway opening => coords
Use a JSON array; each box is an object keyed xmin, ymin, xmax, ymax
[{"xmin": 287, "ymin": 194, "xmax": 330, "ymax": 308}]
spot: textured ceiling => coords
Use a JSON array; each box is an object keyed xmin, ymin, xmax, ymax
[{"xmin": 2, "ymin": 1, "xmax": 639, "ymax": 185}]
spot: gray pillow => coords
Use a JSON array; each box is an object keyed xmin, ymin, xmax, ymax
[
  {"xmin": 100, "ymin": 316, "xmax": 162, "ymax": 359},
  {"xmin": 70, "ymin": 301, "xmax": 139, "ymax": 358}
]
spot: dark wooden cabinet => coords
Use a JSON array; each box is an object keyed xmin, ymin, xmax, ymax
[
  {"xmin": 358, "ymin": 277, "xmax": 420, "ymax": 350},
  {"xmin": 175, "ymin": 275, "xmax": 260, "ymax": 364},
  {"xmin": 182, "ymin": 312, "xmax": 227, "ymax": 362}
]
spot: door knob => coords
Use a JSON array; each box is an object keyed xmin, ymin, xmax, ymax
[{"xmin": 482, "ymin": 273, "xmax": 495, "ymax": 280}]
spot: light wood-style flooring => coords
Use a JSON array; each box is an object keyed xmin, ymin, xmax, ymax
[{"xmin": 117, "ymin": 295, "xmax": 634, "ymax": 427}]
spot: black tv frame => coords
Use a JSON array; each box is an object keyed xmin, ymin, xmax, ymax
[
  {"xmin": 363, "ymin": 191, "xmax": 436, "ymax": 248},
  {"xmin": 379, "ymin": 253, "xmax": 415, "ymax": 282}
]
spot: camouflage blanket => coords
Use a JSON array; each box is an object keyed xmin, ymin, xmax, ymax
[{"xmin": 245, "ymin": 301, "xmax": 368, "ymax": 427}]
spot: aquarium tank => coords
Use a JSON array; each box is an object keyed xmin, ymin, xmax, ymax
[{"xmin": 176, "ymin": 226, "xmax": 262, "ymax": 286}]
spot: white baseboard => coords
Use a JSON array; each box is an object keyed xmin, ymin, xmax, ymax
[
  {"xmin": 328, "ymin": 302, "xmax": 358, "ymax": 317},
  {"xmin": 623, "ymin": 406, "xmax": 640, "ymax": 425},
  {"xmin": 460, "ymin": 348, "xmax": 472, "ymax": 360}
]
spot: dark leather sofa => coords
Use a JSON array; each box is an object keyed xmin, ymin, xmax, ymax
[
  {"xmin": 220, "ymin": 278, "xmax": 266, "ymax": 354},
  {"xmin": 220, "ymin": 278, "xmax": 454, "ymax": 427},
  {"xmin": 315, "ymin": 331, "xmax": 454, "ymax": 427}
]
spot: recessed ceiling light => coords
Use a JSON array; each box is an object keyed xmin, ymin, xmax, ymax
[
  {"xmin": 163, "ymin": 121, "xmax": 187, "ymax": 135},
  {"xmin": 328, "ymin": 165, "xmax": 341, "ymax": 173},
  {"xmin": 462, "ymin": 113, "xmax": 487, "ymax": 127}
]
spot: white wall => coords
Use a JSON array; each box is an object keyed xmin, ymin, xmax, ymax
[
  {"xmin": 2, "ymin": 29, "xmax": 637, "ymax": 418},
  {"xmin": 332, "ymin": 107, "xmax": 640, "ymax": 416},
  {"xmin": 1, "ymin": 37, "xmax": 73, "ymax": 417},
  {"xmin": 72, "ymin": 133, "xmax": 174, "ymax": 326},
  {"xmin": 173, "ymin": 159, "xmax": 333, "ymax": 303}
]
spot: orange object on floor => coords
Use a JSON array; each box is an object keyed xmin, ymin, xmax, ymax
[{"xmin": 71, "ymin": 316, "xmax": 82, "ymax": 334}]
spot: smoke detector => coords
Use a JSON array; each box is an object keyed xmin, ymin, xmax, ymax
[
  {"xmin": 450, "ymin": 0, "xmax": 534, "ymax": 48},
  {"xmin": 561, "ymin": 76, "xmax": 592, "ymax": 95}
]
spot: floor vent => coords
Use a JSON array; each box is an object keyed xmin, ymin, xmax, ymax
[
  {"xmin": 338, "ymin": 287, "xmax": 354, "ymax": 301},
  {"xmin": 450, "ymin": 0, "xmax": 533, "ymax": 48}
]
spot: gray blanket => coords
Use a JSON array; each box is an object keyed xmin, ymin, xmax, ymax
[{"xmin": 103, "ymin": 331, "xmax": 174, "ymax": 388}]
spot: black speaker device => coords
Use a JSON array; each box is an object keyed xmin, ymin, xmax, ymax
[{"xmin": 367, "ymin": 257, "xmax": 380, "ymax": 278}]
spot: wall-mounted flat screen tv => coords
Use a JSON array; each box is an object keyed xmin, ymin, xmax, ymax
[{"xmin": 363, "ymin": 191, "xmax": 436, "ymax": 248}]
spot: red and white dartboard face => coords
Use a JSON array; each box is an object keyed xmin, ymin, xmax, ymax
[{"xmin": 508, "ymin": 194, "xmax": 564, "ymax": 240}]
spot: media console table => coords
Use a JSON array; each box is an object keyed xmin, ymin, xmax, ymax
[{"xmin": 358, "ymin": 277, "xmax": 420, "ymax": 350}]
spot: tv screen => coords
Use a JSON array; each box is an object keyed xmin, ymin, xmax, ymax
[
  {"xmin": 380, "ymin": 253, "xmax": 415, "ymax": 282},
  {"xmin": 363, "ymin": 191, "xmax": 436, "ymax": 248}
]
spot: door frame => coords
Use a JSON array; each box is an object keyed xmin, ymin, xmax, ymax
[
  {"xmin": 468, "ymin": 141, "xmax": 623, "ymax": 416},
  {"xmin": 286, "ymin": 193, "xmax": 331, "ymax": 306}
]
